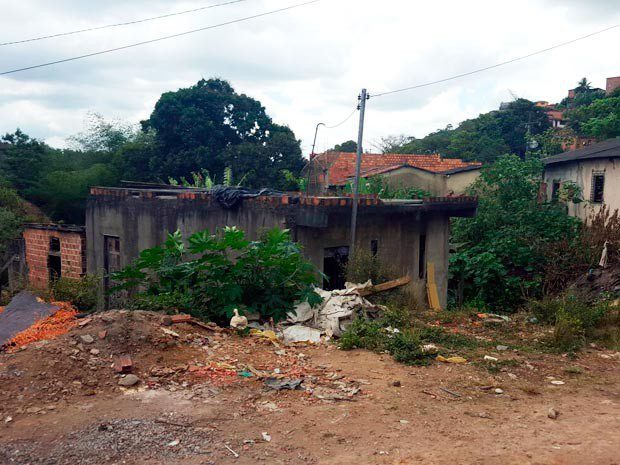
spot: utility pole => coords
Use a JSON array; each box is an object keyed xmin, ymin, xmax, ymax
[
  {"xmin": 311, "ymin": 122, "xmax": 325, "ymax": 156},
  {"xmin": 350, "ymin": 88, "xmax": 368, "ymax": 255}
]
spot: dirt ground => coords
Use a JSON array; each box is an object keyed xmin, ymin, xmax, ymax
[{"xmin": 0, "ymin": 310, "xmax": 618, "ymax": 465}]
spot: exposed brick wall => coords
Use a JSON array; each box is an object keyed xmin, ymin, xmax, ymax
[
  {"xmin": 23, "ymin": 227, "xmax": 86, "ymax": 289},
  {"xmin": 606, "ymin": 76, "xmax": 620, "ymax": 95}
]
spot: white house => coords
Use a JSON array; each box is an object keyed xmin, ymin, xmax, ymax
[{"xmin": 543, "ymin": 138, "xmax": 620, "ymax": 221}]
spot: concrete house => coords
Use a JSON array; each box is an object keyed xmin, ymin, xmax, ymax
[
  {"xmin": 543, "ymin": 138, "xmax": 620, "ymax": 220},
  {"xmin": 85, "ymin": 185, "xmax": 477, "ymax": 309},
  {"xmin": 304, "ymin": 152, "xmax": 482, "ymax": 196}
]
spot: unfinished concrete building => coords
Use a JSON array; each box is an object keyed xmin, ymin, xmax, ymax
[{"xmin": 86, "ymin": 185, "xmax": 477, "ymax": 309}]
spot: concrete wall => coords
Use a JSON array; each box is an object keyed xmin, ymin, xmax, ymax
[
  {"xmin": 87, "ymin": 194, "xmax": 455, "ymax": 309},
  {"xmin": 543, "ymin": 158, "xmax": 620, "ymax": 221},
  {"xmin": 376, "ymin": 167, "xmax": 479, "ymax": 196},
  {"xmin": 23, "ymin": 227, "xmax": 86, "ymax": 289},
  {"xmin": 445, "ymin": 169, "xmax": 480, "ymax": 195}
]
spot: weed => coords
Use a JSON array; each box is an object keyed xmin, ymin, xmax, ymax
[
  {"xmin": 51, "ymin": 275, "xmax": 100, "ymax": 312},
  {"xmin": 390, "ymin": 331, "xmax": 429, "ymax": 366}
]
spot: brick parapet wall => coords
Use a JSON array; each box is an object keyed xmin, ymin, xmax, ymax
[{"xmin": 23, "ymin": 228, "xmax": 86, "ymax": 289}]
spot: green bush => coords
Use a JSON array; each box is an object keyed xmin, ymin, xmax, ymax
[
  {"xmin": 112, "ymin": 227, "xmax": 322, "ymax": 323},
  {"xmin": 51, "ymin": 275, "xmax": 100, "ymax": 311},
  {"xmin": 554, "ymin": 308, "xmax": 585, "ymax": 352},
  {"xmin": 340, "ymin": 319, "xmax": 431, "ymax": 366}
]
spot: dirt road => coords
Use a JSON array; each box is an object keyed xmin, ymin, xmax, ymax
[{"xmin": 1, "ymin": 311, "xmax": 618, "ymax": 464}]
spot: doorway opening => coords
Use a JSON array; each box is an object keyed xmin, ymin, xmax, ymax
[
  {"xmin": 323, "ymin": 246, "xmax": 349, "ymax": 290},
  {"xmin": 48, "ymin": 237, "xmax": 61, "ymax": 283}
]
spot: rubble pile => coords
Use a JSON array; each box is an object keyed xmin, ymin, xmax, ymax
[{"xmin": 0, "ymin": 308, "xmax": 363, "ymax": 424}]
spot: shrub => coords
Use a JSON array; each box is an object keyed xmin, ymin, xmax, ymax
[
  {"xmin": 112, "ymin": 227, "xmax": 322, "ymax": 323},
  {"xmin": 554, "ymin": 309, "xmax": 585, "ymax": 352},
  {"xmin": 345, "ymin": 249, "xmax": 397, "ymax": 285},
  {"xmin": 51, "ymin": 275, "xmax": 100, "ymax": 311},
  {"xmin": 389, "ymin": 331, "xmax": 429, "ymax": 365}
]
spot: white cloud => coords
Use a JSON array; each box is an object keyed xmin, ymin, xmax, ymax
[{"xmin": 0, "ymin": 0, "xmax": 618, "ymax": 155}]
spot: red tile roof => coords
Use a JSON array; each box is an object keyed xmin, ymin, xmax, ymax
[{"xmin": 311, "ymin": 152, "xmax": 482, "ymax": 186}]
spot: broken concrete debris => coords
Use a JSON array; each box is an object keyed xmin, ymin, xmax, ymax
[
  {"xmin": 113, "ymin": 355, "xmax": 133, "ymax": 374},
  {"xmin": 264, "ymin": 377, "xmax": 303, "ymax": 391},
  {"xmin": 282, "ymin": 325, "xmax": 322, "ymax": 344}
]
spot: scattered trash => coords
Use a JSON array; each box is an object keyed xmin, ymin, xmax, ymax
[
  {"xmin": 494, "ymin": 388, "xmax": 504, "ymax": 394},
  {"xmin": 548, "ymin": 407, "xmax": 560, "ymax": 420},
  {"xmin": 436, "ymin": 355, "xmax": 467, "ymax": 364},
  {"xmin": 167, "ymin": 439, "xmax": 180, "ymax": 447},
  {"xmin": 161, "ymin": 327, "xmax": 180, "ymax": 338},
  {"xmin": 264, "ymin": 377, "xmax": 303, "ymax": 391},
  {"xmin": 230, "ymin": 309, "xmax": 248, "ymax": 330},
  {"xmin": 484, "ymin": 355, "xmax": 499, "ymax": 362},
  {"xmin": 496, "ymin": 345, "xmax": 509, "ymax": 351},
  {"xmin": 261, "ymin": 432, "xmax": 272, "ymax": 442},
  {"xmin": 282, "ymin": 325, "xmax": 322, "ymax": 344},
  {"xmin": 118, "ymin": 374, "xmax": 140, "ymax": 387},
  {"xmin": 550, "ymin": 380, "xmax": 565, "ymax": 385},
  {"xmin": 399, "ymin": 419, "xmax": 409, "ymax": 424},
  {"xmin": 224, "ymin": 444, "xmax": 240, "ymax": 458},
  {"xmin": 237, "ymin": 371, "xmax": 254, "ymax": 378},
  {"xmin": 477, "ymin": 313, "xmax": 510, "ymax": 324},
  {"xmin": 288, "ymin": 282, "xmax": 383, "ymax": 337},
  {"xmin": 440, "ymin": 387, "xmax": 461, "ymax": 398},
  {"xmin": 250, "ymin": 329, "xmax": 278, "ymax": 342},
  {"xmin": 422, "ymin": 344, "xmax": 438, "ymax": 354},
  {"xmin": 5, "ymin": 416, "xmax": 13, "ymax": 423}
]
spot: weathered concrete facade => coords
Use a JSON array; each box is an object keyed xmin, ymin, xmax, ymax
[
  {"xmin": 86, "ymin": 187, "xmax": 477, "ymax": 309},
  {"xmin": 543, "ymin": 139, "xmax": 620, "ymax": 221}
]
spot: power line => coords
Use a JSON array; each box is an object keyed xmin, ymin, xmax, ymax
[
  {"xmin": 0, "ymin": 0, "xmax": 320, "ymax": 76},
  {"xmin": 371, "ymin": 24, "xmax": 619, "ymax": 98},
  {"xmin": 0, "ymin": 0, "xmax": 251, "ymax": 47},
  {"xmin": 324, "ymin": 107, "xmax": 358, "ymax": 129}
]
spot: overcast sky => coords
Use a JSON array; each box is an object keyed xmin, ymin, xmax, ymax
[{"xmin": 1, "ymin": 0, "xmax": 619, "ymax": 155}]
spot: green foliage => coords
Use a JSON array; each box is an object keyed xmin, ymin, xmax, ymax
[
  {"xmin": 450, "ymin": 155, "xmax": 581, "ymax": 309},
  {"xmin": 394, "ymin": 99, "xmax": 551, "ymax": 162},
  {"xmin": 339, "ymin": 319, "xmax": 431, "ymax": 366},
  {"xmin": 344, "ymin": 175, "xmax": 430, "ymax": 199},
  {"xmin": 112, "ymin": 227, "xmax": 322, "ymax": 323},
  {"xmin": 567, "ymin": 96, "xmax": 620, "ymax": 140},
  {"xmin": 68, "ymin": 112, "xmax": 137, "ymax": 153},
  {"xmin": 142, "ymin": 79, "xmax": 304, "ymax": 188},
  {"xmin": 51, "ymin": 275, "xmax": 100, "ymax": 312},
  {"xmin": 332, "ymin": 140, "xmax": 357, "ymax": 152},
  {"xmin": 0, "ymin": 185, "xmax": 31, "ymax": 256},
  {"xmin": 345, "ymin": 249, "xmax": 397, "ymax": 285}
]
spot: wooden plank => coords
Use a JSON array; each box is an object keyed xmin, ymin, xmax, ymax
[
  {"xmin": 426, "ymin": 262, "xmax": 441, "ymax": 311},
  {"xmin": 358, "ymin": 276, "xmax": 411, "ymax": 297}
]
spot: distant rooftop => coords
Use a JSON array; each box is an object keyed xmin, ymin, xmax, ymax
[
  {"xmin": 543, "ymin": 138, "xmax": 620, "ymax": 166},
  {"xmin": 310, "ymin": 152, "xmax": 482, "ymax": 186}
]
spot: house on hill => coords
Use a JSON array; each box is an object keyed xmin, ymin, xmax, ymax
[
  {"xmin": 543, "ymin": 138, "xmax": 620, "ymax": 220},
  {"xmin": 304, "ymin": 152, "xmax": 482, "ymax": 196}
]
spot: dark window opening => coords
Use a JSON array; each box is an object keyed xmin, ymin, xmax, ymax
[
  {"xmin": 551, "ymin": 180, "xmax": 561, "ymax": 201},
  {"xmin": 418, "ymin": 234, "xmax": 427, "ymax": 279},
  {"xmin": 104, "ymin": 236, "xmax": 121, "ymax": 308},
  {"xmin": 591, "ymin": 173, "xmax": 605, "ymax": 203},
  {"xmin": 323, "ymin": 246, "xmax": 349, "ymax": 290},
  {"xmin": 370, "ymin": 239, "xmax": 378, "ymax": 257},
  {"xmin": 48, "ymin": 237, "xmax": 61, "ymax": 283}
]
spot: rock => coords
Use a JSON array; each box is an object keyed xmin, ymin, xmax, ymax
[
  {"xmin": 392, "ymin": 380, "xmax": 402, "ymax": 387},
  {"xmin": 548, "ymin": 407, "xmax": 560, "ymax": 419},
  {"xmin": 80, "ymin": 335, "xmax": 95, "ymax": 344},
  {"xmin": 5, "ymin": 416, "xmax": 13, "ymax": 423},
  {"xmin": 90, "ymin": 349, "xmax": 100, "ymax": 355},
  {"xmin": 550, "ymin": 380, "xmax": 565, "ymax": 386},
  {"xmin": 118, "ymin": 374, "xmax": 140, "ymax": 387},
  {"xmin": 399, "ymin": 419, "xmax": 409, "ymax": 424},
  {"xmin": 494, "ymin": 388, "xmax": 504, "ymax": 394},
  {"xmin": 261, "ymin": 432, "xmax": 272, "ymax": 442},
  {"xmin": 26, "ymin": 407, "xmax": 42, "ymax": 414},
  {"xmin": 496, "ymin": 345, "xmax": 509, "ymax": 351}
]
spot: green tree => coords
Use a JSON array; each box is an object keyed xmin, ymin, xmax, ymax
[
  {"xmin": 142, "ymin": 78, "xmax": 304, "ymax": 183},
  {"xmin": 567, "ymin": 96, "xmax": 620, "ymax": 140},
  {"xmin": 332, "ymin": 140, "xmax": 357, "ymax": 152},
  {"xmin": 450, "ymin": 155, "xmax": 581, "ymax": 309}
]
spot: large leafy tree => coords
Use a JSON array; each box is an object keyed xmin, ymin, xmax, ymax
[
  {"xmin": 450, "ymin": 155, "xmax": 581, "ymax": 309},
  {"xmin": 141, "ymin": 78, "xmax": 304, "ymax": 185},
  {"xmin": 567, "ymin": 96, "xmax": 620, "ymax": 140}
]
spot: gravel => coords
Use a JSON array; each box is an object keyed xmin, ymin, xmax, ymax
[{"xmin": 0, "ymin": 418, "xmax": 214, "ymax": 465}]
